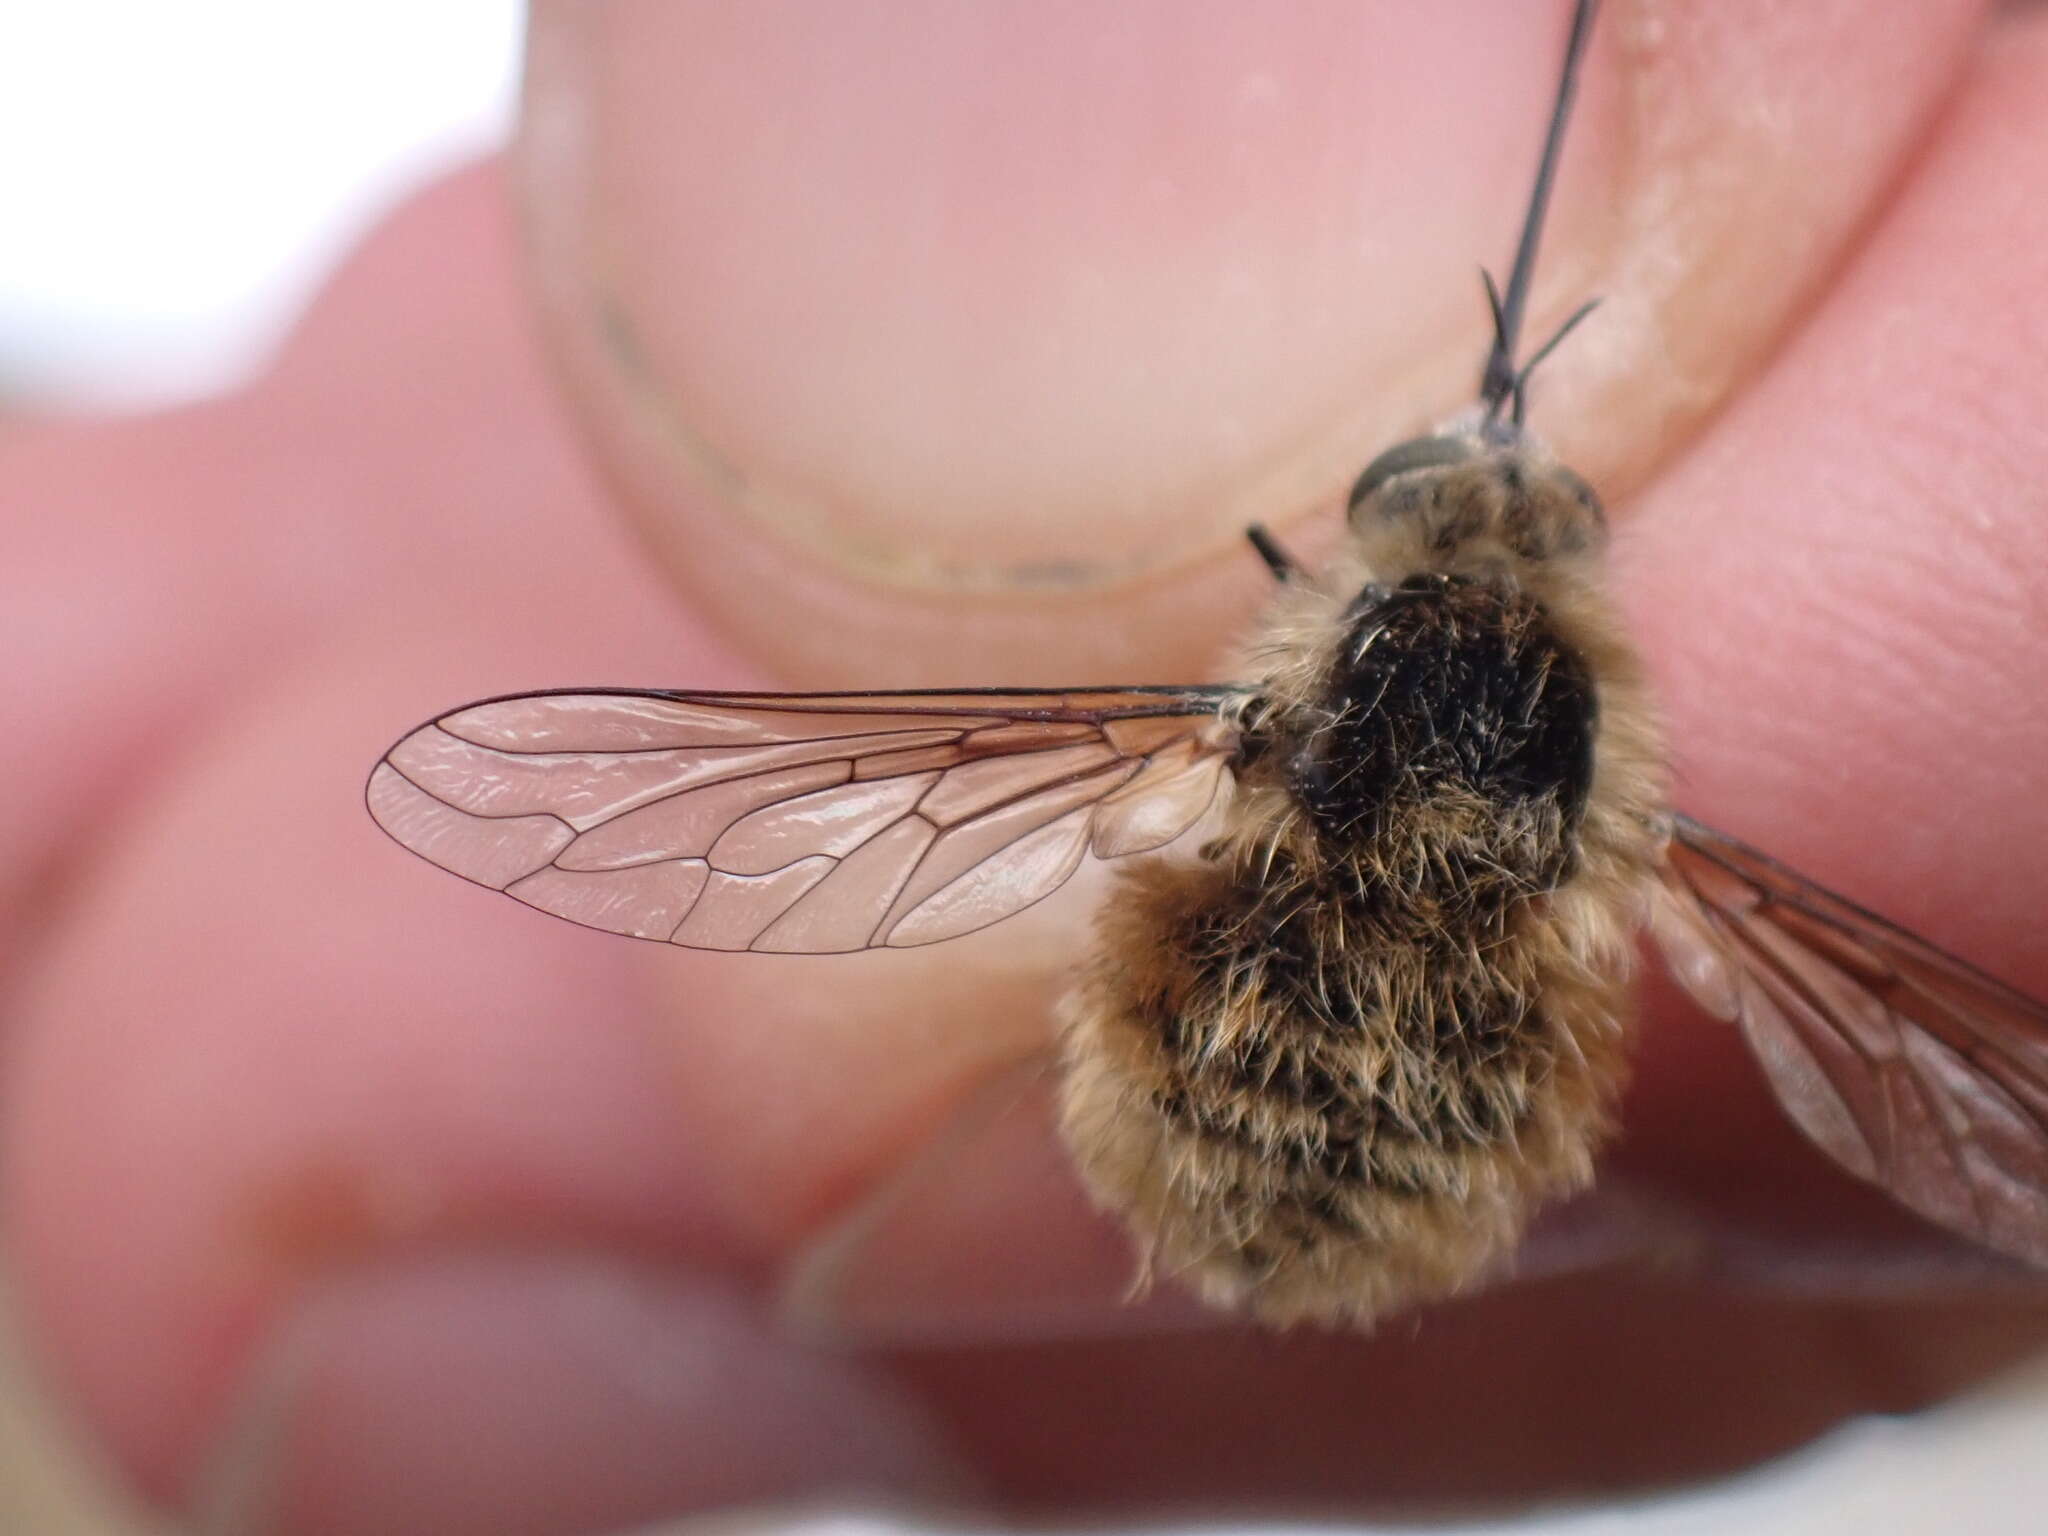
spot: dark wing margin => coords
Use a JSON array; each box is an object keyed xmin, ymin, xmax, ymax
[
  {"xmin": 1648, "ymin": 812, "xmax": 2048, "ymax": 1266},
  {"xmin": 367, "ymin": 686, "xmax": 1237, "ymax": 953}
]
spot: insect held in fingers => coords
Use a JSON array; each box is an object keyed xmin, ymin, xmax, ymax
[{"xmin": 368, "ymin": 0, "xmax": 2048, "ymax": 1329}]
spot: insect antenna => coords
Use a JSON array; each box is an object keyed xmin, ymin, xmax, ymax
[{"xmin": 1478, "ymin": 0, "xmax": 1600, "ymax": 428}]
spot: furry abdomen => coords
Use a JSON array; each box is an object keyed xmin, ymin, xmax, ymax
[
  {"xmin": 1060, "ymin": 852, "xmax": 1628, "ymax": 1327},
  {"xmin": 1058, "ymin": 547, "xmax": 1666, "ymax": 1329}
]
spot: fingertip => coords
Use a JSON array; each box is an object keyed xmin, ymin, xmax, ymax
[
  {"xmin": 197, "ymin": 1253, "xmax": 971, "ymax": 1536},
  {"xmin": 1615, "ymin": 7, "xmax": 2048, "ymax": 993}
]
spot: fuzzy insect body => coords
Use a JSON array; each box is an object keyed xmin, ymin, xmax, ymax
[
  {"xmin": 1062, "ymin": 439, "xmax": 1667, "ymax": 1325},
  {"xmin": 368, "ymin": 0, "xmax": 2048, "ymax": 1330}
]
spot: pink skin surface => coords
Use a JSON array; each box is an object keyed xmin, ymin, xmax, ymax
[{"xmin": 8, "ymin": 2, "xmax": 2048, "ymax": 1532}]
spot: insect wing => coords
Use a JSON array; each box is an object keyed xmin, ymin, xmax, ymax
[
  {"xmin": 1649, "ymin": 813, "xmax": 2048, "ymax": 1265},
  {"xmin": 368, "ymin": 687, "xmax": 1235, "ymax": 953}
]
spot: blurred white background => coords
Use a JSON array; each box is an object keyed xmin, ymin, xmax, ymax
[
  {"xmin": 0, "ymin": 0, "xmax": 519, "ymax": 408},
  {"xmin": 1, "ymin": 3, "xmax": 2044, "ymax": 1532}
]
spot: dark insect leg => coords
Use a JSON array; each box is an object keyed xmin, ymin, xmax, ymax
[
  {"xmin": 1245, "ymin": 523, "xmax": 1301, "ymax": 583},
  {"xmin": 1510, "ymin": 296, "xmax": 1602, "ymax": 425},
  {"xmin": 1481, "ymin": 268, "xmax": 1509, "ymax": 354}
]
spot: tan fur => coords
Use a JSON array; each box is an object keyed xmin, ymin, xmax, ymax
[{"xmin": 1058, "ymin": 439, "xmax": 1667, "ymax": 1329}]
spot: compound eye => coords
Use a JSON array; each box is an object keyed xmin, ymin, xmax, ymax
[
  {"xmin": 1346, "ymin": 435, "xmax": 1476, "ymax": 521},
  {"xmin": 1552, "ymin": 464, "xmax": 1607, "ymax": 529}
]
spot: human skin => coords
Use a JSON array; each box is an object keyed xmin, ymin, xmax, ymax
[{"xmin": 7, "ymin": 2, "xmax": 2048, "ymax": 1533}]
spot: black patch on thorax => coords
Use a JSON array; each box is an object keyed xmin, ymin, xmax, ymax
[{"xmin": 1289, "ymin": 574, "xmax": 1595, "ymax": 863}]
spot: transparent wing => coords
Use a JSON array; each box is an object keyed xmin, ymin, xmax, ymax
[
  {"xmin": 368, "ymin": 686, "xmax": 1236, "ymax": 953},
  {"xmin": 1648, "ymin": 813, "xmax": 2048, "ymax": 1266}
]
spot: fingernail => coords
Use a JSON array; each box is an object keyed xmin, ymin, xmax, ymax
[
  {"xmin": 783, "ymin": 1057, "xmax": 1221, "ymax": 1346},
  {"xmin": 1704, "ymin": 1230, "xmax": 2048, "ymax": 1301},
  {"xmin": 189, "ymin": 1252, "xmax": 971, "ymax": 1536},
  {"xmin": 1507, "ymin": 1176, "xmax": 1710, "ymax": 1283},
  {"xmin": 783, "ymin": 1060, "xmax": 1696, "ymax": 1346}
]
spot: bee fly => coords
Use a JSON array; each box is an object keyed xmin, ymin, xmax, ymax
[{"xmin": 369, "ymin": 0, "xmax": 2048, "ymax": 1328}]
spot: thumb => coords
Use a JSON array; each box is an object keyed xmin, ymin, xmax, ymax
[{"xmin": 515, "ymin": 0, "xmax": 1978, "ymax": 684}]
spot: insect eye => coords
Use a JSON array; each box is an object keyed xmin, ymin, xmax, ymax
[
  {"xmin": 1551, "ymin": 464, "xmax": 1607, "ymax": 529},
  {"xmin": 1346, "ymin": 436, "xmax": 1476, "ymax": 523}
]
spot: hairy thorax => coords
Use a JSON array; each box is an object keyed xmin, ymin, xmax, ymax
[{"xmin": 1059, "ymin": 442, "xmax": 1668, "ymax": 1328}]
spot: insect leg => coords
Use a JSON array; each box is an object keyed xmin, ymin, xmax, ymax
[
  {"xmin": 1510, "ymin": 297, "xmax": 1602, "ymax": 425},
  {"xmin": 1245, "ymin": 523, "xmax": 1301, "ymax": 583}
]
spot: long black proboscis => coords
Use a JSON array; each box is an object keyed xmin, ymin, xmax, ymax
[{"xmin": 1478, "ymin": 0, "xmax": 1599, "ymax": 422}]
